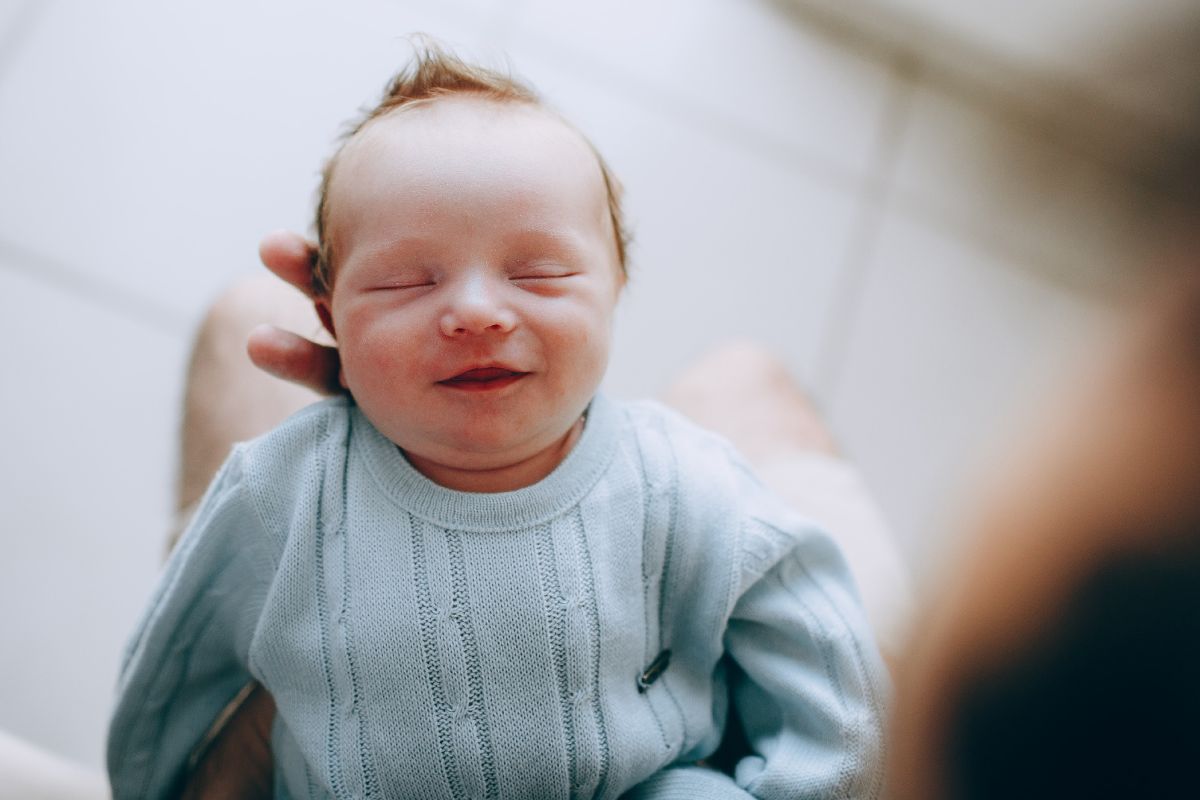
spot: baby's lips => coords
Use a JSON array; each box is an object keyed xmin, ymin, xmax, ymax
[{"xmin": 441, "ymin": 367, "xmax": 528, "ymax": 384}]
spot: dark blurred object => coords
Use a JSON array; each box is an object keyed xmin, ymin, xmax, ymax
[
  {"xmin": 948, "ymin": 524, "xmax": 1200, "ymax": 799},
  {"xmin": 891, "ymin": 270, "xmax": 1200, "ymax": 798}
]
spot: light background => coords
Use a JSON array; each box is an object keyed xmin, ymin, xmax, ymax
[{"xmin": 0, "ymin": 0, "xmax": 1171, "ymax": 768}]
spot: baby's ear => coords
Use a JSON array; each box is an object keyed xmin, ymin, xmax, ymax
[
  {"xmin": 314, "ymin": 297, "xmax": 337, "ymax": 340},
  {"xmin": 313, "ymin": 298, "xmax": 349, "ymax": 390}
]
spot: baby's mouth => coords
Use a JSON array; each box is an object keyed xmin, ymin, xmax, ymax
[{"xmin": 438, "ymin": 367, "xmax": 529, "ymax": 391}]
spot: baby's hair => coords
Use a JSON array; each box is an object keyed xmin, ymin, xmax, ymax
[{"xmin": 312, "ymin": 38, "xmax": 630, "ymax": 294}]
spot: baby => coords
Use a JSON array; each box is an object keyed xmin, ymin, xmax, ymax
[{"xmin": 108, "ymin": 44, "xmax": 887, "ymax": 800}]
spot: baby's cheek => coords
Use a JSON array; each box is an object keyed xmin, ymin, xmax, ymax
[
  {"xmin": 554, "ymin": 324, "xmax": 611, "ymax": 395},
  {"xmin": 340, "ymin": 321, "xmax": 415, "ymax": 393}
]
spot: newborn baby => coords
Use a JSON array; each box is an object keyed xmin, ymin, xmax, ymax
[{"xmin": 107, "ymin": 43, "xmax": 887, "ymax": 800}]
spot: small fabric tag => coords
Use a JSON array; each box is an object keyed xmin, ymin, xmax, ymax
[{"xmin": 637, "ymin": 649, "xmax": 672, "ymax": 692}]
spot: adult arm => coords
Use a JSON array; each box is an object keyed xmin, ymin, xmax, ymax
[{"xmin": 176, "ymin": 684, "xmax": 275, "ymax": 800}]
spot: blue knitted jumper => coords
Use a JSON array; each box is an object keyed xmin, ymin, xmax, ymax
[{"xmin": 107, "ymin": 394, "xmax": 888, "ymax": 799}]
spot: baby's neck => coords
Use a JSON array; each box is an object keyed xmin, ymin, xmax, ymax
[{"xmin": 404, "ymin": 416, "xmax": 585, "ymax": 493}]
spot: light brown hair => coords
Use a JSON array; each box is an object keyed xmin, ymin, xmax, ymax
[{"xmin": 312, "ymin": 39, "xmax": 630, "ymax": 294}]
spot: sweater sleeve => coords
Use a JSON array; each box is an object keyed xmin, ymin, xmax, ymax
[
  {"xmin": 106, "ymin": 447, "xmax": 273, "ymax": 800},
  {"xmin": 621, "ymin": 765, "xmax": 755, "ymax": 799},
  {"xmin": 725, "ymin": 512, "xmax": 889, "ymax": 799}
]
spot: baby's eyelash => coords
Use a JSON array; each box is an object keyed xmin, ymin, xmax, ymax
[
  {"xmin": 368, "ymin": 281, "xmax": 434, "ymax": 292},
  {"xmin": 511, "ymin": 271, "xmax": 578, "ymax": 280}
]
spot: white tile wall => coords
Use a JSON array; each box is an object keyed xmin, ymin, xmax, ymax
[
  {"xmin": 0, "ymin": 0, "xmax": 1149, "ymax": 774},
  {"xmin": 0, "ymin": 0, "xmax": 492, "ymax": 329},
  {"xmin": 0, "ymin": 262, "xmax": 185, "ymax": 768},
  {"xmin": 510, "ymin": 0, "xmax": 894, "ymax": 182},
  {"xmin": 828, "ymin": 212, "xmax": 1110, "ymax": 575},
  {"xmin": 0, "ymin": 0, "xmax": 34, "ymax": 44},
  {"xmin": 889, "ymin": 81, "xmax": 1149, "ymax": 294}
]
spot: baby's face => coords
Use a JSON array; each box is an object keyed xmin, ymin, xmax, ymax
[{"xmin": 319, "ymin": 96, "xmax": 623, "ymax": 485}]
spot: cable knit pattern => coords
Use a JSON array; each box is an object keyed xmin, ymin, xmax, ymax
[{"xmin": 108, "ymin": 395, "xmax": 888, "ymax": 800}]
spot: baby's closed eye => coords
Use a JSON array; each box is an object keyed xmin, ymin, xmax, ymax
[
  {"xmin": 362, "ymin": 267, "xmax": 437, "ymax": 292},
  {"xmin": 507, "ymin": 262, "xmax": 579, "ymax": 281},
  {"xmin": 367, "ymin": 279, "xmax": 435, "ymax": 291}
]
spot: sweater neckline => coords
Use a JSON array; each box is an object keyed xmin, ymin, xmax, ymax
[{"xmin": 352, "ymin": 394, "xmax": 619, "ymax": 531}]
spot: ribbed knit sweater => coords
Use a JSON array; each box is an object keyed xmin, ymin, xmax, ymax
[{"xmin": 107, "ymin": 394, "xmax": 887, "ymax": 799}]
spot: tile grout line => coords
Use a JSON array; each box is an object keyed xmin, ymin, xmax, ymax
[
  {"xmin": 770, "ymin": 0, "xmax": 1167, "ymax": 191},
  {"xmin": 0, "ymin": 238, "xmax": 188, "ymax": 338},
  {"xmin": 0, "ymin": 2, "xmax": 188, "ymax": 342},
  {"xmin": 884, "ymin": 192, "xmax": 1131, "ymax": 305},
  {"xmin": 508, "ymin": 27, "xmax": 866, "ymax": 197},
  {"xmin": 770, "ymin": 0, "xmax": 1153, "ymax": 301},
  {"xmin": 812, "ymin": 56, "xmax": 917, "ymax": 406},
  {"xmin": 507, "ymin": 7, "xmax": 1138, "ymax": 325}
]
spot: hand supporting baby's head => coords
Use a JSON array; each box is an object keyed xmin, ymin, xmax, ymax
[{"xmin": 310, "ymin": 40, "xmax": 629, "ymax": 492}]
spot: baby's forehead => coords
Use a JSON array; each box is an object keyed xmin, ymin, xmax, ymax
[
  {"xmin": 346, "ymin": 94, "xmax": 595, "ymax": 168},
  {"xmin": 329, "ymin": 95, "xmax": 611, "ymax": 220},
  {"xmin": 324, "ymin": 94, "xmax": 618, "ymax": 262}
]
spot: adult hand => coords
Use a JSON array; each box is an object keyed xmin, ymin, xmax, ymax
[{"xmin": 246, "ymin": 230, "xmax": 342, "ymax": 395}]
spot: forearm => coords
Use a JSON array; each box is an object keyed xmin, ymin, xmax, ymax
[{"xmin": 179, "ymin": 683, "xmax": 275, "ymax": 800}]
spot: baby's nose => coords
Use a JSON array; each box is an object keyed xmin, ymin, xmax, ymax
[{"xmin": 439, "ymin": 278, "xmax": 517, "ymax": 337}]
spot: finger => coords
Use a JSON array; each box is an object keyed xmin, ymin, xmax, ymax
[
  {"xmin": 247, "ymin": 324, "xmax": 342, "ymax": 396},
  {"xmin": 259, "ymin": 230, "xmax": 318, "ymax": 298}
]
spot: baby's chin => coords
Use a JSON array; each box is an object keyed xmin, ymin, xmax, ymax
[{"xmin": 387, "ymin": 417, "xmax": 586, "ymax": 492}]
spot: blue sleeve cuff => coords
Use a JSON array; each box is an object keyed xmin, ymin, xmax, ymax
[{"xmin": 622, "ymin": 765, "xmax": 755, "ymax": 799}]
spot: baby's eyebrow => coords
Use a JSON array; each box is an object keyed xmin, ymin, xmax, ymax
[
  {"xmin": 343, "ymin": 227, "xmax": 597, "ymax": 273},
  {"xmin": 501, "ymin": 227, "xmax": 592, "ymax": 254},
  {"xmin": 351, "ymin": 236, "xmax": 439, "ymax": 264}
]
